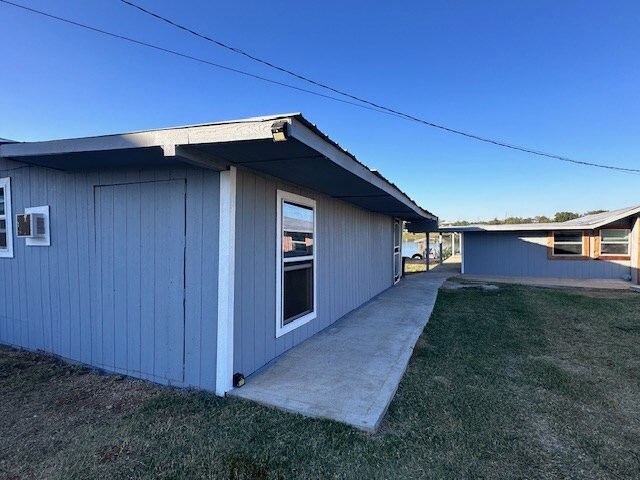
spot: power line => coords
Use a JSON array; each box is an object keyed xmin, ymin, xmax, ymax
[
  {"xmin": 0, "ymin": 0, "xmax": 404, "ymax": 120},
  {"xmin": 117, "ymin": 0, "xmax": 640, "ymax": 175},
  {"xmin": 2, "ymin": 0, "xmax": 638, "ymax": 175}
]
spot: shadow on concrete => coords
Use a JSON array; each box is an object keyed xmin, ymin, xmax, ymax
[{"xmin": 229, "ymin": 267, "xmax": 456, "ymax": 432}]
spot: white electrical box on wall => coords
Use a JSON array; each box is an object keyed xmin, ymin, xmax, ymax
[{"xmin": 17, "ymin": 206, "xmax": 50, "ymax": 246}]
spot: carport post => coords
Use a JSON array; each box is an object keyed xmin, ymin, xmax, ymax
[
  {"xmin": 439, "ymin": 234, "xmax": 443, "ymax": 265},
  {"xmin": 425, "ymin": 234, "xmax": 429, "ymax": 271}
]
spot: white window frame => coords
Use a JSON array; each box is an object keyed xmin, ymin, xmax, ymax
[
  {"xmin": 599, "ymin": 229, "xmax": 630, "ymax": 257},
  {"xmin": 276, "ymin": 190, "xmax": 317, "ymax": 338},
  {"xmin": 0, "ymin": 177, "xmax": 14, "ymax": 258}
]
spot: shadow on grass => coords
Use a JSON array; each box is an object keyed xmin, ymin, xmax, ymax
[{"xmin": 1, "ymin": 284, "xmax": 639, "ymax": 479}]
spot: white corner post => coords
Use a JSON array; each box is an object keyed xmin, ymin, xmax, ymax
[
  {"xmin": 633, "ymin": 217, "xmax": 640, "ymax": 286},
  {"xmin": 460, "ymin": 232, "xmax": 465, "ymax": 274},
  {"xmin": 216, "ymin": 166, "xmax": 237, "ymax": 396}
]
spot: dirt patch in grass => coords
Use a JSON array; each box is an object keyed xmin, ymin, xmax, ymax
[
  {"xmin": 2, "ymin": 284, "xmax": 640, "ymax": 479},
  {"xmin": 441, "ymin": 280, "xmax": 499, "ymax": 291},
  {"xmin": 0, "ymin": 347, "xmax": 163, "ymax": 479}
]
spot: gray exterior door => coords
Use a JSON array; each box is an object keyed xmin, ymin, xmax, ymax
[{"xmin": 94, "ymin": 179, "xmax": 186, "ymax": 384}]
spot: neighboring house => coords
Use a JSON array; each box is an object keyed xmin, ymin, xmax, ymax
[
  {"xmin": 441, "ymin": 206, "xmax": 640, "ymax": 284},
  {"xmin": 0, "ymin": 113, "xmax": 437, "ymax": 395}
]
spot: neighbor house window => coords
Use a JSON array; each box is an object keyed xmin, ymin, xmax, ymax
[
  {"xmin": 551, "ymin": 231, "xmax": 585, "ymax": 257},
  {"xmin": 0, "ymin": 177, "xmax": 13, "ymax": 258},
  {"xmin": 276, "ymin": 190, "xmax": 316, "ymax": 337},
  {"xmin": 600, "ymin": 229, "xmax": 630, "ymax": 256}
]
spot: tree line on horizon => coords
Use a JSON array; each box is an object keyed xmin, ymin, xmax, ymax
[{"xmin": 450, "ymin": 210, "xmax": 608, "ymax": 227}]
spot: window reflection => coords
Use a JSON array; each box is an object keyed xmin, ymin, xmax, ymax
[{"xmin": 283, "ymin": 201, "xmax": 314, "ymax": 257}]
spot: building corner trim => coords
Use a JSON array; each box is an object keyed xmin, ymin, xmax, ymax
[{"xmin": 215, "ymin": 166, "xmax": 237, "ymax": 396}]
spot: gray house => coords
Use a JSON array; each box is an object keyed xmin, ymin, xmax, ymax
[
  {"xmin": 442, "ymin": 206, "xmax": 640, "ymax": 285},
  {"xmin": 0, "ymin": 113, "xmax": 437, "ymax": 395}
]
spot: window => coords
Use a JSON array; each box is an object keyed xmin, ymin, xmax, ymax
[
  {"xmin": 600, "ymin": 229, "xmax": 630, "ymax": 256},
  {"xmin": 276, "ymin": 190, "xmax": 316, "ymax": 337},
  {"xmin": 0, "ymin": 177, "xmax": 13, "ymax": 258},
  {"xmin": 551, "ymin": 231, "xmax": 585, "ymax": 257}
]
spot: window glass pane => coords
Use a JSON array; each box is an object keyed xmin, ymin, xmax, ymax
[
  {"xmin": 601, "ymin": 243, "xmax": 629, "ymax": 255},
  {"xmin": 601, "ymin": 229, "xmax": 629, "ymax": 242},
  {"xmin": 0, "ymin": 186, "xmax": 4, "ymax": 216},
  {"xmin": 283, "ymin": 201, "xmax": 314, "ymax": 258},
  {"xmin": 0, "ymin": 218, "xmax": 5, "ymax": 248},
  {"xmin": 553, "ymin": 244, "xmax": 582, "ymax": 255},
  {"xmin": 283, "ymin": 261, "xmax": 313, "ymax": 324},
  {"xmin": 554, "ymin": 232, "xmax": 582, "ymax": 243}
]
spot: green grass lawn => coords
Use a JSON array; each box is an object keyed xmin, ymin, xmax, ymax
[{"xmin": 2, "ymin": 282, "xmax": 639, "ymax": 479}]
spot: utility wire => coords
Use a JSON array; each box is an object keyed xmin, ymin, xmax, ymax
[
  {"xmin": 0, "ymin": 0, "xmax": 403, "ymax": 120},
  {"xmin": 2, "ymin": 0, "xmax": 638, "ymax": 174},
  {"xmin": 117, "ymin": 0, "xmax": 640, "ymax": 175}
]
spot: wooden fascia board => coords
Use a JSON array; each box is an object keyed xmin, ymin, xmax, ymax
[
  {"xmin": 287, "ymin": 117, "xmax": 435, "ymax": 221},
  {"xmin": 0, "ymin": 121, "xmax": 274, "ymax": 158},
  {"xmin": 591, "ymin": 207, "xmax": 640, "ymax": 229}
]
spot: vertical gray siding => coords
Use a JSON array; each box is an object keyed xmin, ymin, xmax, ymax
[
  {"xmin": 0, "ymin": 158, "xmax": 220, "ymax": 390},
  {"xmin": 463, "ymin": 231, "xmax": 631, "ymax": 279},
  {"xmin": 233, "ymin": 169, "xmax": 394, "ymax": 377}
]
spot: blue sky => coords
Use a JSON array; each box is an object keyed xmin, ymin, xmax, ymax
[{"xmin": 1, "ymin": 1, "xmax": 638, "ymax": 221}]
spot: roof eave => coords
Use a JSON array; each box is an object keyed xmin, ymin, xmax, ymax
[
  {"xmin": 0, "ymin": 114, "xmax": 435, "ymax": 222},
  {"xmin": 288, "ymin": 116, "xmax": 436, "ymax": 222}
]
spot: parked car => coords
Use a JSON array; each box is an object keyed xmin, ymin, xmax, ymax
[{"xmin": 402, "ymin": 238, "xmax": 440, "ymax": 260}]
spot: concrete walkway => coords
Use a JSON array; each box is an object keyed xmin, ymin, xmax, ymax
[{"xmin": 230, "ymin": 262, "xmax": 459, "ymax": 432}]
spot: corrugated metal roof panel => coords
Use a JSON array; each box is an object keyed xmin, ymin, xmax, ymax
[{"xmin": 440, "ymin": 205, "xmax": 640, "ymax": 232}]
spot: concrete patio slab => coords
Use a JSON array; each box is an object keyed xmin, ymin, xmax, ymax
[
  {"xmin": 460, "ymin": 274, "xmax": 632, "ymax": 290},
  {"xmin": 229, "ymin": 263, "xmax": 458, "ymax": 432}
]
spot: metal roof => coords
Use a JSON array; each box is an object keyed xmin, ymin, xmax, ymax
[
  {"xmin": 440, "ymin": 205, "xmax": 640, "ymax": 232},
  {"xmin": 0, "ymin": 113, "xmax": 436, "ymax": 222}
]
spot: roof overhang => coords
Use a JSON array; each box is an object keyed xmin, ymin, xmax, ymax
[{"xmin": 0, "ymin": 114, "xmax": 436, "ymax": 222}]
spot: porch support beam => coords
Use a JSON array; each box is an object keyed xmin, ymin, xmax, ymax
[{"xmin": 216, "ymin": 166, "xmax": 237, "ymax": 395}]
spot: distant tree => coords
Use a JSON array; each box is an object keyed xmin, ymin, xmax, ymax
[
  {"xmin": 553, "ymin": 211, "xmax": 580, "ymax": 222},
  {"xmin": 449, "ymin": 211, "xmax": 590, "ymax": 226},
  {"xmin": 503, "ymin": 217, "xmax": 531, "ymax": 224},
  {"xmin": 584, "ymin": 209, "xmax": 607, "ymax": 216}
]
